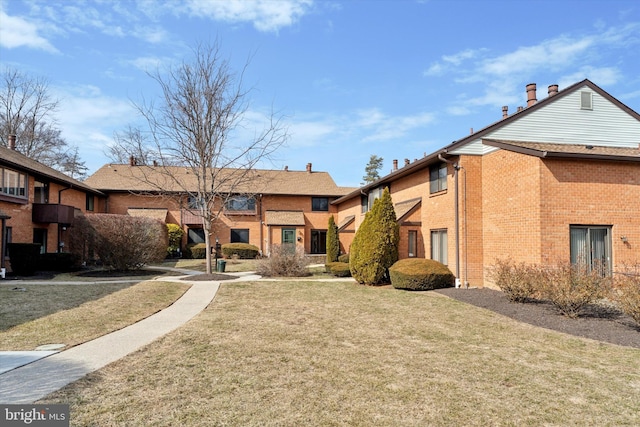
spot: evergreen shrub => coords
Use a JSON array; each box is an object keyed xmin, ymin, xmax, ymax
[
  {"xmin": 222, "ymin": 243, "xmax": 259, "ymax": 259},
  {"xmin": 7, "ymin": 243, "xmax": 41, "ymax": 276},
  {"xmin": 185, "ymin": 243, "xmax": 207, "ymax": 259},
  {"xmin": 349, "ymin": 188, "xmax": 399, "ymax": 285},
  {"xmin": 389, "ymin": 258, "xmax": 455, "ymax": 290},
  {"xmin": 338, "ymin": 253, "xmax": 350, "ymax": 263},
  {"xmin": 39, "ymin": 252, "xmax": 80, "ymax": 272},
  {"xmin": 327, "ymin": 261, "xmax": 351, "ymax": 277},
  {"xmin": 326, "ymin": 215, "xmax": 340, "ymax": 264}
]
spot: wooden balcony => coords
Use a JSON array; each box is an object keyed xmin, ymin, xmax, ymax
[{"xmin": 32, "ymin": 203, "xmax": 76, "ymax": 225}]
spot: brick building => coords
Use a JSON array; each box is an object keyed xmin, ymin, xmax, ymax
[
  {"xmin": 84, "ymin": 162, "xmax": 355, "ymax": 256},
  {"xmin": 1, "ymin": 139, "xmax": 106, "ymax": 274},
  {"xmin": 334, "ymin": 80, "xmax": 640, "ymax": 288}
]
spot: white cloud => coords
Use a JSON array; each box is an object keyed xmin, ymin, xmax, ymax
[
  {"xmin": 558, "ymin": 66, "xmax": 621, "ymax": 88},
  {"xmin": 0, "ymin": 9, "xmax": 58, "ymax": 52},
  {"xmin": 185, "ymin": 0, "xmax": 314, "ymax": 32}
]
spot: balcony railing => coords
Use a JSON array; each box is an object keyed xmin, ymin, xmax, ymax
[{"xmin": 32, "ymin": 203, "xmax": 76, "ymax": 225}]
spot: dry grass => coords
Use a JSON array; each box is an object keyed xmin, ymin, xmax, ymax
[
  {"xmin": 43, "ymin": 281, "xmax": 639, "ymax": 426},
  {"xmin": 0, "ymin": 281, "xmax": 189, "ymax": 350}
]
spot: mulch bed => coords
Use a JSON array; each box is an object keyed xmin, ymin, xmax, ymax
[{"xmin": 435, "ymin": 287, "xmax": 640, "ymax": 349}]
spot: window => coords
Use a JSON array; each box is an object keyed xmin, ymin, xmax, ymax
[
  {"xmin": 361, "ymin": 195, "xmax": 368, "ymax": 214},
  {"xmin": 226, "ymin": 195, "xmax": 256, "ymax": 212},
  {"xmin": 34, "ymin": 180, "xmax": 49, "ymax": 203},
  {"xmin": 231, "ymin": 229, "xmax": 249, "ymax": 243},
  {"xmin": 430, "ymin": 229, "xmax": 448, "ymax": 265},
  {"xmin": 187, "ymin": 196, "xmax": 201, "ymax": 209},
  {"xmin": 86, "ymin": 194, "xmax": 95, "ymax": 211},
  {"xmin": 311, "ymin": 230, "xmax": 327, "ymax": 254},
  {"xmin": 365, "ymin": 186, "xmax": 385, "ymax": 212},
  {"xmin": 430, "ymin": 163, "xmax": 447, "ymax": 194},
  {"xmin": 570, "ymin": 226, "xmax": 611, "ymax": 276},
  {"xmin": 187, "ymin": 227, "xmax": 205, "ymax": 244},
  {"xmin": 3, "ymin": 226, "xmax": 11, "ymax": 258},
  {"xmin": 1, "ymin": 167, "xmax": 27, "ymax": 199},
  {"xmin": 580, "ymin": 91, "xmax": 593, "ymax": 110},
  {"xmin": 312, "ymin": 197, "xmax": 329, "ymax": 212},
  {"xmin": 408, "ymin": 230, "xmax": 418, "ymax": 258}
]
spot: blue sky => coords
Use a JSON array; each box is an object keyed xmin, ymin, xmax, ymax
[{"xmin": 1, "ymin": 0, "xmax": 639, "ymax": 187}]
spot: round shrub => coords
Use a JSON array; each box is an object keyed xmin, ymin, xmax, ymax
[
  {"xmin": 389, "ymin": 258, "xmax": 455, "ymax": 291},
  {"xmin": 338, "ymin": 253, "xmax": 350, "ymax": 263},
  {"xmin": 185, "ymin": 243, "xmax": 207, "ymax": 259},
  {"xmin": 222, "ymin": 243, "xmax": 259, "ymax": 259},
  {"xmin": 326, "ymin": 261, "xmax": 351, "ymax": 277}
]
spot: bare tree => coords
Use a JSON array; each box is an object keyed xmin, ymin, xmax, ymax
[
  {"xmin": 111, "ymin": 41, "xmax": 287, "ymax": 274},
  {"xmin": 0, "ymin": 67, "xmax": 87, "ymax": 175}
]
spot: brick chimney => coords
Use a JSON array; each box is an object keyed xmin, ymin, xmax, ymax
[
  {"xmin": 393, "ymin": 159, "xmax": 398, "ymax": 171},
  {"xmin": 404, "ymin": 158, "xmax": 410, "ymax": 166},
  {"xmin": 502, "ymin": 106, "xmax": 508, "ymax": 119},
  {"xmin": 129, "ymin": 155, "xmax": 136, "ymax": 166},
  {"xmin": 8, "ymin": 134, "xmax": 16, "ymax": 150},
  {"xmin": 548, "ymin": 84, "xmax": 559, "ymax": 97},
  {"xmin": 306, "ymin": 162, "xmax": 312, "ymax": 173},
  {"xmin": 526, "ymin": 83, "xmax": 537, "ymax": 107},
  {"xmin": 284, "ymin": 165, "xmax": 288, "ymax": 172}
]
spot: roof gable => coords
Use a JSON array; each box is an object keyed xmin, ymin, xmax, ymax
[{"xmin": 0, "ymin": 146, "xmax": 103, "ymax": 195}]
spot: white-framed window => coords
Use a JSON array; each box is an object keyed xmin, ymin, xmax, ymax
[
  {"xmin": 408, "ymin": 230, "xmax": 418, "ymax": 258},
  {"xmin": 430, "ymin": 229, "xmax": 448, "ymax": 265},
  {"xmin": 580, "ymin": 91, "xmax": 593, "ymax": 110},
  {"xmin": 1, "ymin": 167, "xmax": 27, "ymax": 199}
]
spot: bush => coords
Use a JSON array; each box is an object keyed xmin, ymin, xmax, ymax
[
  {"xmin": 488, "ymin": 259, "xmax": 540, "ymax": 303},
  {"xmin": 326, "ymin": 261, "xmax": 351, "ymax": 277},
  {"xmin": 539, "ymin": 262, "xmax": 610, "ymax": 318},
  {"xmin": 389, "ymin": 258, "xmax": 455, "ymax": 291},
  {"xmin": 85, "ymin": 214, "xmax": 168, "ymax": 270},
  {"xmin": 350, "ymin": 188, "xmax": 399, "ymax": 285},
  {"xmin": 166, "ymin": 223, "xmax": 184, "ymax": 257},
  {"xmin": 338, "ymin": 253, "xmax": 350, "ymax": 263},
  {"xmin": 7, "ymin": 243, "xmax": 41, "ymax": 276},
  {"xmin": 67, "ymin": 215, "xmax": 97, "ymax": 265},
  {"xmin": 257, "ymin": 244, "xmax": 310, "ymax": 277},
  {"xmin": 326, "ymin": 215, "xmax": 340, "ymax": 264},
  {"xmin": 185, "ymin": 243, "xmax": 207, "ymax": 259},
  {"xmin": 221, "ymin": 243, "xmax": 259, "ymax": 259},
  {"xmin": 613, "ymin": 266, "xmax": 640, "ymax": 326},
  {"xmin": 39, "ymin": 252, "xmax": 80, "ymax": 272}
]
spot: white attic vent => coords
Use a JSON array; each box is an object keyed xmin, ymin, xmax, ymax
[{"xmin": 580, "ymin": 91, "xmax": 593, "ymax": 110}]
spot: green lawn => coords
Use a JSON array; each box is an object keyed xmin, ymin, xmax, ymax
[{"xmin": 42, "ymin": 280, "xmax": 640, "ymax": 426}]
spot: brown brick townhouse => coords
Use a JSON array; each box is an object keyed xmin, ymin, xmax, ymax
[
  {"xmin": 1, "ymin": 136, "xmax": 106, "ymax": 275},
  {"xmin": 84, "ymin": 162, "xmax": 355, "ymax": 257},
  {"xmin": 334, "ymin": 80, "xmax": 640, "ymax": 288}
]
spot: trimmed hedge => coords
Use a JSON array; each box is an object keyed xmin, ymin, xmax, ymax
[
  {"xmin": 185, "ymin": 243, "xmax": 207, "ymax": 259},
  {"xmin": 39, "ymin": 252, "xmax": 80, "ymax": 272},
  {"xmin": 7, "ymin": 243, "xmax": 42, "ymax": 276},
  {"xmin": 338, "ymin": 253, "xmax": 350, "ymax": 263},
  {"xmin": 222, "ymin": 243, "xmax": 260, "ymax": 259},
  {"xmin": 389, "ymin": 258, "xmax": 455, "ymax": 291},
  {"xmin": 326, "ymin": 261, "xmax": 351, "ymax": 277}
]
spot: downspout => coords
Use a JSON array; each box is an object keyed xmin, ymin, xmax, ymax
[
  {"xmin": 258, "ymin": 194, "xmax": 264, "ymax": 256},
  {"xmin": 438, "ymin": 154, "xmax": 460, "ymax": 287}
]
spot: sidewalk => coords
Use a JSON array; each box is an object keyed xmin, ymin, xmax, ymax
[{"xmin": 0, "ymin": 270, "xmax": 257, "ymax": 404}]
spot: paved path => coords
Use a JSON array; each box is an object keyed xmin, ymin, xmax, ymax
[{"xmin": 0, "ymin": 271, "xmax": 255, "ymax": 404}]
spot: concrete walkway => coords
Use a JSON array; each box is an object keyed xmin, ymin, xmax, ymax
[{"xmin": 0, "ymin": 270, "xmax": 258, "ymax": 404}]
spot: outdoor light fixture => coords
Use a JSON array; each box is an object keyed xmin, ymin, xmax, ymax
[{"xmin": 620, "ymin": 236, "xmax": 628, "ymax": 243}]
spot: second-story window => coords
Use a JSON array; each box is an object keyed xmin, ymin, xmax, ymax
[
  {"xmin": 34, "ymin": 180, "xmax": 49, "ymax": 203},
  {"xmin": 86, "ymin": 194, "xmax": 95, "ymax": 211},
  {"xmin": 429, "ymin": 163, "xmax": 447, "ymax": 194},
  {"xmin": 226, "ymin": 195, "xmax": 256, "ymax": 212},
  {"xmin": 312, "ymin": 197, "xmax": 329, "ymax": 211},
  {"xmin": 1, "ymin": 167, "xmax": 27, "ymax": 199}
]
